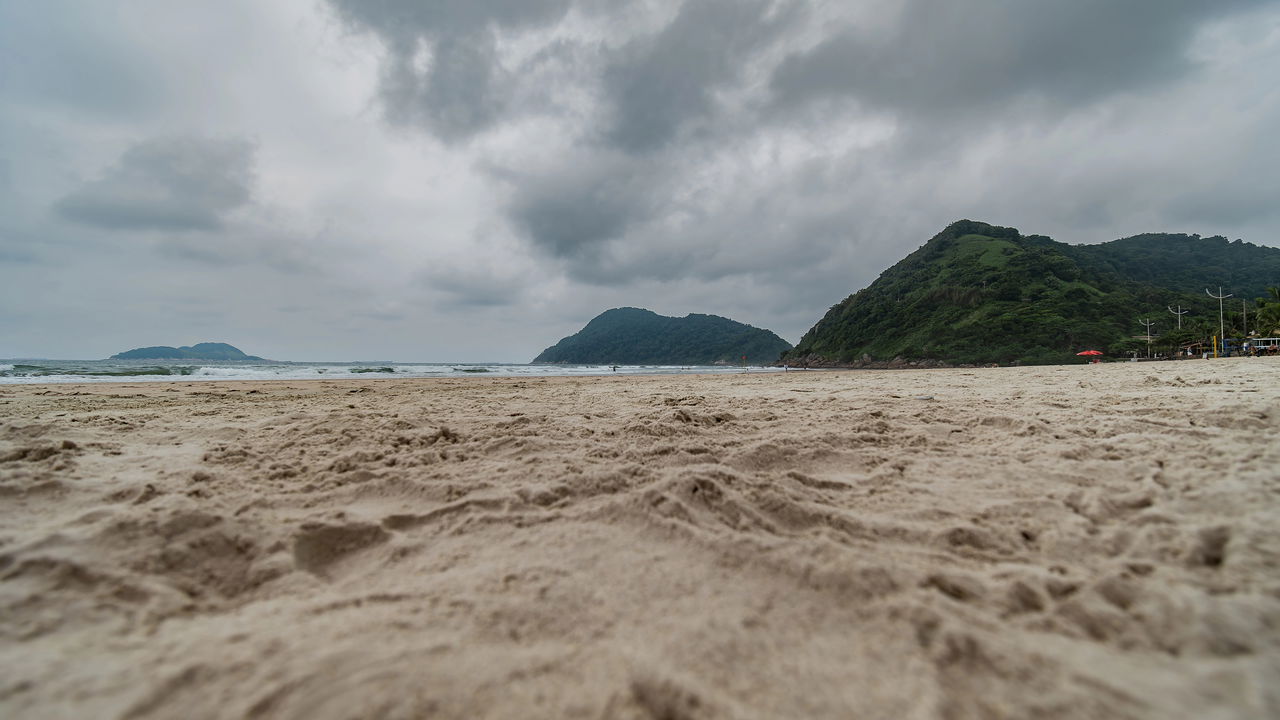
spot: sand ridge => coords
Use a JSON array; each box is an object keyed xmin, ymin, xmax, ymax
[{"xmin": 1, "ymin": 359, "xmax": 1279, "ymax": 719}]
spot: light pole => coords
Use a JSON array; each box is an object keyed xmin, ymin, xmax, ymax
[
  {"xmin": 1139, "ymin": 318, "xmax": 1155, "ymax": 359},
  {"xmin": 1167, "ymin": 304, "xmax": 1188, "ymax": 329},
  {"xmin": 1206, "ymin": 287, "xmax": 1232, "ymax": 356}
]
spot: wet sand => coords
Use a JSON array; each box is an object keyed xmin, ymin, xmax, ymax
[{"xmin": 2, "ymin": 359, "xmax": 1278, "ymax": 719}]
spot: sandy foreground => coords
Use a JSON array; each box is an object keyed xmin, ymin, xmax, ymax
[{"xmin": 1, "ymin": 360, "xmax": 1278, "ymax": 719}]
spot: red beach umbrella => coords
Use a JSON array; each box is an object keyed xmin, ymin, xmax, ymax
[{"xmin": 1075, "ymin": 350, "xmax": 1103, "ymax": 356}]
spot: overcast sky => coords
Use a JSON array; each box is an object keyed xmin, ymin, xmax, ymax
[{"xmin": 3, "ymin": 0, "xmax": 1279, "ymax": 361}]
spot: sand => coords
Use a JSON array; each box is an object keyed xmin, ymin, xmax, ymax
[{"xmin": 1, "ymin": 359, "xmax": 1278, "ymax": 719}]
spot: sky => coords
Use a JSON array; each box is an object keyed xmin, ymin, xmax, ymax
[{"xmin": 2, "ymin": 0, "xmax": 1279, "ymax": 362}]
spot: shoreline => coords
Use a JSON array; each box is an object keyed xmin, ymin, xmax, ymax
[
  {"xmin": 0, "ymin": 364, "xmax": 791, "ymax": 387},
  {"xmin": 8, "ymin": 351, "xmax": 1265, "ymax": 387},
  {"xmin": 1, "ymin": 369, "xmax": 788, "ymax": 392},
  {"xmin": 4, "ymin": 355, "xmax": 1258, "ymax": 390}
]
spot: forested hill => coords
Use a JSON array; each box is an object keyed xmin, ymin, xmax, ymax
[
  {"xmin": 110, "ymin": 343, "xmax": 266, "ymax": 361},
  {"xmin": 782, "ymin": 220, "xmax": 1280, "ymax": 367},
  {"xmin": 1066, "ymin": 233, "xmax": 1278, "ymax": 301},
  {"xmin": 533, "ymin": 308, "xmax": 792, "ymax": 365}
]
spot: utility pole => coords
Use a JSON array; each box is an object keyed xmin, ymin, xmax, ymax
[
  {"xmin": 1167, "ymin": 304, "xmax": 1188, "ymax": 329},
  {"xmin": 1206, "ymin": 287, "xmax": 1232, "ymax": 356},
  {"xmin": 1139, "ymin": 318, "xmax": 1155, "ymax": 359},
  {"xmin": 1242, "ymin": 299, "xmax": 1248, "ymax": 336}
]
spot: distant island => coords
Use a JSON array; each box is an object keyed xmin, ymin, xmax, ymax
[
  {"xmin": 533, "ymin": 307, "xmax": 792, "ymax": 365},
  {"xmin": 110, "ymin": 342, "xmax": 267, "ymax": 361},
  {"xmin": 783, "ymin": 220, "xmax": 1280, "ymax": 367}
]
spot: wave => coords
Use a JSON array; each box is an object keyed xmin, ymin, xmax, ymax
[
  {"xmin": 0, "ymin": 364, "xmax": 196, "ymax": 378},
  {"xmin": 192, "ymin": 366, "xmax": 330, "ymax": 380}
]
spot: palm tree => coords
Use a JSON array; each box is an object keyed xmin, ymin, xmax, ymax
[
  {"xmin": 1257, "ymin": 302, "xmax": 1280, "ymax": 336},
  {"xmin": 1226, "ymin": 310, "xmax": 1246, "ymax": 338},
  {"xmin": 1255, "ymin": 287, "xmax": 1280, "ymax": 336},
  {"xmin": 1160, "ymin": 327, "xmax": 1196, "ymax": 356}
]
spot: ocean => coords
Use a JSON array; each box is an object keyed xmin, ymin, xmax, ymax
[{"xmin": 0, "ymin": 360, "xmax": 784, "ymax": 384}]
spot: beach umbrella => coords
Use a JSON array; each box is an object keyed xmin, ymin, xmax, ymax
[{"xmin": 1075, "ymin": 350, "xmax": 1103, "ymax": 356}]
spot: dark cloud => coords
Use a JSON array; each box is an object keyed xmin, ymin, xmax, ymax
[
  {"xmin": 601, "ymin": 0, "xmax": 798, "ymax": 153},
  {"xmin": 506, "ymin": 151, "xmax": 654, "ymax": 258},
  {"xmin": 770, "ymin": 0, "xmax": 1269, "ymax": 116},
  {"xmin": 55, "ymin": 137, "xmax": 254, "ymax": 232},
  {"xmin": 326, "ymin": 0, "xmax": 574, "ymax": 141},
  {"xmin": 327, "ymin": 0, "xmax": 573, "ymax": 39},
  {"xmin": 325, "ymin": 0, "xmax": 801, "ymax": 150},
  {"xmin": 333, "ymin": 0, "xmax": 1280, "ymax": 302}
]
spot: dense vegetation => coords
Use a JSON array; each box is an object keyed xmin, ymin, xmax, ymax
[
  {"xmin": 533, "ymin": 307, "xmax": 792, "ymax": 365},
  {"xmin": 111, "ymin": 342, "xmax": 265, "ymax": 361},
  {"xmin": 1069, "ymin": 233, "xmax": 1279, "ymax": 300},
  {"xmin": 783, "ymin": 220, "xmax": 1280, "ymax": 366}
]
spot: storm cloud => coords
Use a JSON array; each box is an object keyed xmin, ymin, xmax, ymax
[
  {"xmin": 332, "ymin": 1, "xmax": 1280, "ymax": 292},
  {"xmin": 769, "ymin": 0, "xmax": 1273, "ymax": 115},
  {"xmin": 2, "ymin": 0, "xmax": 1279, "ymax": 361},
  {"xmin": 55, "ymin": 137, "xmax": 254, "ymax": 232},
  {"xmin": 325, "ymin": 0, "xmax": 575, "ymax": 140},
  {"xmin": 599, "ymin": 0, "xmax": 800, "ymax": 153}
]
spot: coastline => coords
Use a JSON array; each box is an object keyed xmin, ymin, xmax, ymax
[
  {"xmin": 0, "ymin": 361, "xmax": 787, "ymax": 385},
  {"xmin": 3, "ymin": 359, "xmax": 1278, "ymax": 718}
]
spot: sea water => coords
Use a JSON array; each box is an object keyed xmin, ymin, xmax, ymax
[{"xmin": 0, "ymin": 360, "xmax": 783, "ymax": 384}]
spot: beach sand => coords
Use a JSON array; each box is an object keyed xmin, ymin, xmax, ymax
[{"xmin": 2, "ymin": 359, "xmax": 1278, "ymax": 719}]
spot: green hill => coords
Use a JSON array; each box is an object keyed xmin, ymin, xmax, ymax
[
  {"xmin": 783, "ymin": 220, "xmax": 1280, "ymax": 366},
  {"xmin": 111, "ymin": 342, "xmax": 266, "ymax": 361},
  {"xmin": 1069, "ymin": 233, "xmax": 1279, "ymax": 299},
  {"xmin": 533, "ymin": 307, "xmax": 792, "ymax": 365}
]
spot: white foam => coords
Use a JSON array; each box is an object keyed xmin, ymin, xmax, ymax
[
  {"xmin": 0, "ymin": 361, "xmax": 785, "ymax": 384},
  {"xmin": 382, "ymin": 367, "xmax": 448, "ymax": 376},
  {"xmin": 191, "ymin": 365, "xmax": 363, "ymax": 380}
]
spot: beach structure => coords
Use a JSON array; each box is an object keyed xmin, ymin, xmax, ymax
[{"xmin": 1248, "ymin": 337, "xmax": 1280, "ymax": 353}]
